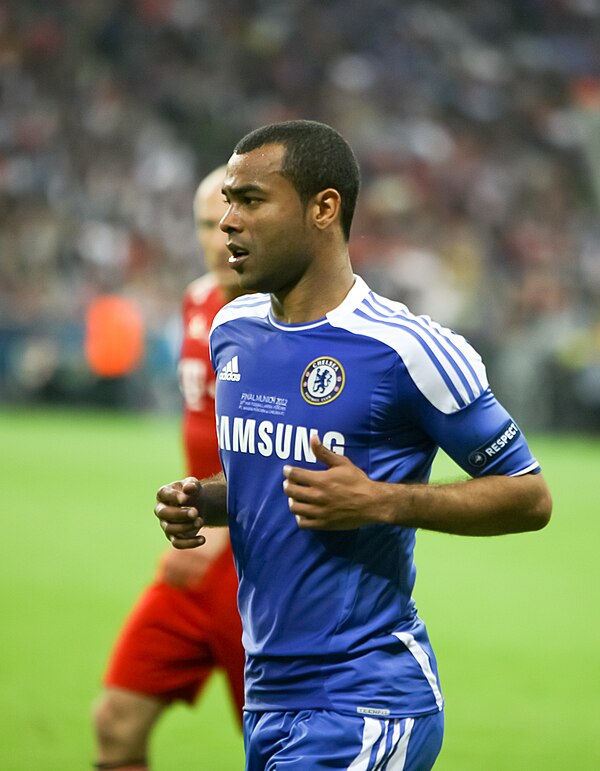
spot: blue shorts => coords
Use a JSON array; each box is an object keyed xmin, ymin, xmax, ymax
[{"xmin": 243, "ymin": 708, "xmax": 444, "ymax": 770}]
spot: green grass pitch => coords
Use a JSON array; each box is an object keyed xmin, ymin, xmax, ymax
[{"xmin": 0, "ymin": 407, "xmax": 598, "ymax": 770}]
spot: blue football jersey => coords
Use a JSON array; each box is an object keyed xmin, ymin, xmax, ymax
[{"xmin": 209, "ymin": 276, "xmax": 539, "ymax": 718}]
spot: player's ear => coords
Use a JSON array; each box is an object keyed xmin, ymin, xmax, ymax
[{"xmin": 311, "ymin": 188, "xmax": 341, "ymax": 232}]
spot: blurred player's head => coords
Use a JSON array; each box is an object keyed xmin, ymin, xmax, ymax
[
  {"xmin": 193, "ymin": 166, "xmax": 242, "ymax": 299},
  {"xmin": 232, "ymin": 120, "xmax": 360, "ymax": 241}
]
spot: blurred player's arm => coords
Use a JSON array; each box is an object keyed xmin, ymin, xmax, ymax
[
  {"xmin": 154, "ymin": 472, "xmax": 228, "ymax": 550},
  {"xmin": 158, "ymin": 526, "xmax": 231, "ymax": 586}
]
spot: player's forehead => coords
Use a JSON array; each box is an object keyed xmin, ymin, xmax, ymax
[
  {"xmin": 194, "ymin": 189, "xmax": 227, "ymax": 226},
  {"xmin": 222, "ymin": 144, "xmax": 286, "ymax": 195},
  {"xmin": 194, "ymin": 172, "xmax": 227, "ymax": 222}
]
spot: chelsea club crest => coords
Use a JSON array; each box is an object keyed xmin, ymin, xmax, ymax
[{"xmin": 301, "ymin": 357, "xmax": 345, "ymax": 405}]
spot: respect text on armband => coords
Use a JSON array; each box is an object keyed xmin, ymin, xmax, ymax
[{"xmin": 468, "ymin": 420, "xmax": 521, "ymax": 469}]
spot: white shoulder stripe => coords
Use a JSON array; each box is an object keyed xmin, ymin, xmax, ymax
[
  {"xmin": 328, "ymin": 304, "xmax": 487, "ymax": 414},
  {"xmin": 233, "ymin": 293, "xmax": 271, "ymax": 307},
  {"xmin": 366, "ymin": 291, "xmax": 486, "ymax": 395},
  {"xmin": 210, "ymin": 294, "xmax": 270, "ymax": 335},
  {"xmin": 361, "ymin": 301, "xmax": 487, "ymax": 405}
]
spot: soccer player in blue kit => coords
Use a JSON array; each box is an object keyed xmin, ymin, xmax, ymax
[{"xmin": 155, "ymin": 120, "xmax": 552, "ymax": 770}]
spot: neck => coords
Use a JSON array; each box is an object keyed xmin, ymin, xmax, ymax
[
  {"xmin": 224, "ymin": 286, "xmax": 247, "ymax": 303},
  {"xmin": 270, "ymin": 257, "xmax": 354, "ymax": 324}
]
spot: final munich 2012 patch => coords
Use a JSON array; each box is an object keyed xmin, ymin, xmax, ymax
[{"xmin": 301, "ymin": 357, "xmax": 345, "ymax": 405}]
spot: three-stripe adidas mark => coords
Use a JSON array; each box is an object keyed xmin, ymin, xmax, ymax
[{"xmin": 218, "ymin": 355, "xmax": 241, "ymax": 382}]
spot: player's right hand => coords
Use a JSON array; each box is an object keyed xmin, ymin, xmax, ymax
[{"xmin": 154, "ymin": 477, "xmax": 206, "ymax": 549}]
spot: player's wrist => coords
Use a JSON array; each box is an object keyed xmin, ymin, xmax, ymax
[
  {"xmin": 199, "ymin": 479, "xmax": 229, "ymax": 526},
  {"xmin": 372, "ymin": 480, "xmax": 425, "ymax": 528},
  {"xmin": 371, "ymin": 481, "xmax": 401, "ymax": 526}
]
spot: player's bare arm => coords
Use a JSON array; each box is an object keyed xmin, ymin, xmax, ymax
[
  {"xmin": 160, "ymin": 527, "xmax": 232, "ymax": 586},
  {"xmin": 155, "ymin": 472, "xmax": 228, "ymax": 549},
  {"xmin": 283, "ymin": 434, "xmax": 552, "ymax": 536}
]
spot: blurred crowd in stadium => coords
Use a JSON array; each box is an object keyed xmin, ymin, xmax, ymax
[{"xmin": 1, "ymin": 0, "xmax": 600, "ymax": 429}]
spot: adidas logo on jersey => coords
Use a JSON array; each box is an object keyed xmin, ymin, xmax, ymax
[{"xmin": 218, "ymin": 355, "xmax": 241, "ymax": 382}]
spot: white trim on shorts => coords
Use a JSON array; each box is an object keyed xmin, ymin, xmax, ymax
[{"xmin": 347, "ymin": 716, "xmax": 415, "ymax": 771}]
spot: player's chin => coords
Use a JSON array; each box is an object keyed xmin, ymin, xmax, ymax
[{"xmin": 236, "ymin": 270, "xmax": 261, "ymax": 291}]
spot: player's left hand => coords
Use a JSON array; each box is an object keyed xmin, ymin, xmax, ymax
[{"xmin": 282, "ymin": 434, "xmax": 381, "ymax": 530}]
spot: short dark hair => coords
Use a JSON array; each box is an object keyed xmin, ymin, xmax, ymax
[{"xmin": 233, "ymin": 120, "xmax": 361, "ymax": 241}]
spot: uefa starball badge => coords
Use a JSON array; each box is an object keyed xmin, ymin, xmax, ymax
[{"xmin": 300, "ymin": 357, "xmax": 345, "ymax": 405}]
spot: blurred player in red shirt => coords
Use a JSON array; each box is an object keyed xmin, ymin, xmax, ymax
[{"xmin": 92, "ymin": 167, "xmax": 245, "ymax": 771}]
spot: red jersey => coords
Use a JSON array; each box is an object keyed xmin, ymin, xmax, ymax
[
  {"xmin": 105, "ymin": 275, "xmax": 245, "ymax": 716},
  {"xmin": 178, "ymin": 274, "xmax": 227, "ymax": 479}
]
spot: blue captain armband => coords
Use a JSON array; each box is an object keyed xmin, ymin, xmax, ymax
[{"xmin": 467, "ymin": 419, "xmax": 521, "ymax": 471}]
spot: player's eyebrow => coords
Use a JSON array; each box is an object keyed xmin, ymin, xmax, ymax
[{"xmin": 221, "ymin": 183, "xmax": 265, "ymax": 199}]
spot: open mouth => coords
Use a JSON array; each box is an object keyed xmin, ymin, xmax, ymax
[{"xmin": 227, "ymin": 242, "xmax": 250, "ymax": 267}]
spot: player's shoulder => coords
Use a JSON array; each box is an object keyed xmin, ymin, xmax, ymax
[
  {"xmin": 210, "ymin": 292, "xmax": 271, "ymax": 334},
  {"xmin": 330, "ymin": 276, "xmax": 467, "ymax": 352},
  {"xmin": 184, "ymin": 273, "xmax": 221, "ymax": 306},
  {"xmin": 330, "ymin": 277, "xmax": 489, "ymax": 413}
]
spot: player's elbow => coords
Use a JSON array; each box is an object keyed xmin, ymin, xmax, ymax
[
  {"xmin": 523, "ymin": 475, "xmax": 552, "ymax": 531},
  {"xmin": 526, "ymin": 497, "xmax": 552, "ymax": 532}
]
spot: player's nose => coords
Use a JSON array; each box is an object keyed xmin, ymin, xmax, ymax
[{"xmin": 219, "ymin": 205, "xmax": 241, "ymax": 233}]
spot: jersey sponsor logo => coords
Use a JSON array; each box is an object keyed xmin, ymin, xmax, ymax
[
  {"xmin": 216, "ymin": 414, "xmax": 345, "ymax": 461},
  {"xmin": 218, "ymin": 355, "xmax": 241, "ymax": 382},
  {"xmin": 468, "ymin": 420, "xmax": 521, "ymax": 468},
  {"xmin": 301, "ymin": 357, "xmax": 345, "ymax": 405}
]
